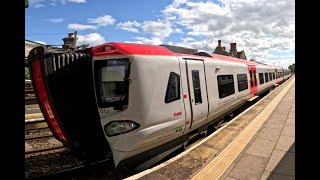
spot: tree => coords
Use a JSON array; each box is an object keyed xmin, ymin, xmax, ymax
[{"xmin": 288, "ymin": 63, "xmax": 295, "ymax": 73}]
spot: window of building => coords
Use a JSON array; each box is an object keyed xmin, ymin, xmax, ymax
[
  {"xmin": 192, "ymin": 70, "xmax": 202, "ymax": 104},
  {"xmin": 165, "ymin": 72, "xmax": 181, "ymax": 103},
  {"xmin": 237, "ymin": 74, "xmax": 248, "ymax": 92},
  {"xmin": 218, "ymin": 75, "xmax": 235, "ymax": 98},
  {"xmin": 259, "ymin": 73, "xmax": 264, "ymax": 84},
  {"xmin": 265, "ymin": 72, "xmax": 269, "ymax": 82}
]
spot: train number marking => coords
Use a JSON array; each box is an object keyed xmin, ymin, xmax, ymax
[
  {"xmin": 99, "ymin": 109, "xmax": 110, "ymax": 114},
  {"xmin": 174, "ymin": 112, "xmax": 182, "ymax": 116}
]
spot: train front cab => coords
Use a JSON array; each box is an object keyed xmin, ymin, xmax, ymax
[
  {"xmin": 28, "ymin": 46, "xmax": 111, "ymax": 162},
  {"xmin": 92, "ymin": 44, "xmax": 189, "ymax": 171}
]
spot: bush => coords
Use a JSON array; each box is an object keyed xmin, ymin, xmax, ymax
[{"xmin": 25, "ymin": 67, "xmax": 31, "ymax": 80}]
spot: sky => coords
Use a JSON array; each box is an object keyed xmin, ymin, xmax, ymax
[{"xmin": 25, "ymin": 0, "xmax": 295, "ymax": 68}]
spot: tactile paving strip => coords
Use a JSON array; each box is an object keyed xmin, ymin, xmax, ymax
[{"xmin": 191, "ymin": 78, "xmax": 295, "ymax": 180}]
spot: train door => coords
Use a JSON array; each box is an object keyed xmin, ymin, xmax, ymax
[
  {"xmin": 275, "ymin": 68, "xmax": 278, "ymax": 84},
  {"xmin": 248, "ymin": 65, "xmax": 258, "ymax": 97},
  {"xmin": 185, "ymin": 59, "xmax": 209, "ymax": 129}
]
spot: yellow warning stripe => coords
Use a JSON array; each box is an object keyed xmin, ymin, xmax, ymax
[{"xmin": 191, "ymin": 78, "xmax": 295, "ymax": 180}]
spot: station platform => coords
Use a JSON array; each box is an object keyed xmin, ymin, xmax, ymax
[{"xmin": 126, "ymin": 76, "xmax": 295, "ymax": 180}]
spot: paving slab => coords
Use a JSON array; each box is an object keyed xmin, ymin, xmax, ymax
[
  {"xmin": 228, "ymin": 154, "xmax": 268, "ymax": 180},
  {"xmin": 281, "ymin": 121, "xmax": 295, "ymax": 137},
  {"xmin": 245, "ymin": 138, "xmax": 277, "ymax": 158},
  {"xmin": 256, "ymin": 127, "xmax": 282, "ymax": 141},
  {"xmin": 265, "ymin": 149, "xmax": 295, "ymax": 176},
  {"xmin": 275, "ymin": 136, "xmax": 295, "ymax": 152},
  {"xmin": 260, "ymin": 170, "xmax": 294, "ymax": 180}
]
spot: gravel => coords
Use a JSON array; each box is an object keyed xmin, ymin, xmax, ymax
[{"xmin": 25, "ymin": 151, "xmax": 133, "ymax": 180}]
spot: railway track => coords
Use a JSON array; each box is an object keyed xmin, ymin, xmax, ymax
[
  {"xmin": 25, "ymin": 135, "xmax": 65, "ymax": 156},
  {"xmin": 25, "ymin": 127, "xmax": 53, "ymax": 140},
  {"xmin": 25, "ymin": 119, "xmax": 48, "ymax": 131},
  {"xmin": 25, "ymin": 118, "xmax": 65, "ymax": 157},
  {"xmin": 25, "ymin": 80, "xmax": 38, "ymax": 105},
  {"xmin": 25, "ymin": 80, "xmax": 65, "ymax": 157}
]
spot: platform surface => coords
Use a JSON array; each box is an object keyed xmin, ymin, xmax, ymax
[{"xmin": 123, "ymin": 77, "xmax": 295, "ymax": 180}]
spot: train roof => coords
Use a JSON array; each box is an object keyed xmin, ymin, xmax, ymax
[{"xmin": 92, "ymin": 42, "xmax": 279, "ymax": 68}]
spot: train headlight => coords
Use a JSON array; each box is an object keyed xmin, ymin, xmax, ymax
[{"xmin": 104, "ymin": 121, "xmax": 140, "ymax": 137}]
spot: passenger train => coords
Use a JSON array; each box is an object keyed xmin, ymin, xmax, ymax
[{"xmin": 28, "ymin": 42, "xmax": 291, "ymax": 171}]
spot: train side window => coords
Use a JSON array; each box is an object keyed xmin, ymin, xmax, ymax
[
  {"xmin": 269, "ymin": 72, "xmax": 272, "ymax": 81},
  {"xmin": 191, "ymin": 70, "xmax": 202, "ymax": 104},
  {"xmin": 272, "ymin": 72, "xmax": 275, "ymax": 79},
  {"xmin": 259, "ymin": 73, "xmax": 264, "ymax": 84},
  {"xmin": 237, "ymin": 74, "xmax": 248, "ymax": 92},
  {"xmin": 265, "ymin": 73, "xmax": 269, "ymax": 82},
  {"xmin": 218, "ymin": 75, "xmax": 235, "ymax": 98},
  {"xmin": 165, "ymin": 72, "xmax": 181, "ymax": 103}
]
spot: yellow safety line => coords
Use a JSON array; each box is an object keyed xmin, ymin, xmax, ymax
[{"xmin": 191, "ymin": 78, "xmax": 295, "ymax": 180}]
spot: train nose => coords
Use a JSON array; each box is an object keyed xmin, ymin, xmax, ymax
[{"xmin": 28, "ymin": 46, "xmax": 111, "ymax": 162}]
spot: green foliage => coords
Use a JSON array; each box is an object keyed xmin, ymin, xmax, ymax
[
  {"xmin": 288, "ymin": 63, "xmax": 295, "ymax": 73},
  {"xmin": 25, "ymin": 67, "xmax": 31, "ymax": 80}
]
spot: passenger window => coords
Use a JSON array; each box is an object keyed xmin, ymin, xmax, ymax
[
  {"xmin": 218, "ymin": 75, "xmax": 235, "ymax": 98},
  {"xmin": 265, "ymin": 73, "xmax": 269, "ymax": 82},
  {"xmin": 272, "ymin": 72, "xmax": 275, "ymax": 80},
  {"xmin": 269, "ymin": 72, "xmax": 272, "ymax": 80},
  {"xmin": 191, "ymin": 70, "xmax": 202, "ymax": 104},
  {"xmin": 259, "ymin": 73, "xmax": 264, "ymax": 84},
  {"xmin": 237, "ymin": 74, "xmax": 248, "ymax": 92},
  {"xmin": 165, "ymin": 72, "xmax": 181, "ymax": 103}
]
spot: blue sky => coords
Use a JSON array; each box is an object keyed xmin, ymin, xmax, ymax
[{"xmin": 26, "ymin": 0, "xmax": 295, "ymax": 68}]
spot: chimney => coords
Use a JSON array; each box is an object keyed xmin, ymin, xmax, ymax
[
  {"xmin": 218, "ymin": 40, "xmax": 221, "ymax": 47},
  {"xmin": 230, "ymin": 43, "xmax": 237, "ymax": 57},
  {"xmin": 62, "ymin": 33, "xmax": 75, "ymax": 50}
]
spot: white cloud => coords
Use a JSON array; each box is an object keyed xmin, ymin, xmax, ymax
[
  {"xmin": 127, "ymin": 37, "xmax": 163, "ymax": 45},
  {"xmin": 88, "ymin": 15, "xmax": 116, "ymax": 27},
  {"xmin": 117, "ymin": 21, "xmax": 141, "ymax": 33},
  {"xmin": 59, "ymin": 0, "xmax": 86, "ymax": 3},
  {"xmin": 29, "ymin": 0, "xmax": 86, "ymax": 8},
  {"xmin": 67, "ymin": 0, "xmax": 86, "ymax": 3},
  {"xmin": 161, "ymin": 0, "xmax": 294, "ymax": 67},
  {"xmin": 124, "ymin": 19, "xmax": 174, "ymax": 45},
  {"xmin": 34, "ymin": 4, "xmax": 45, "ymax": 8},
  {"xmin": 48, "ymin": 18, "xmax": 64, "ymax": 23},
  {"xmin": 181, "ymin": 37, "xmax": 195, "ymax": 42},
  {"xmin": 77, "ymin": 33, "xmax": 106, "ymax": 46},
  {"xmin": 34, "ymin": 41, "xmax": 46, "ymax": 45},
  {"xmin": 142, "ymin": 20, "xmax": 173, "ymax": 38},
  {"xmin": 29, "ymin": 0, "xmax": 45, "ymax": 6},
  {"xmin": 67, "ymin": 23, "xmax": 98, "ymax": 30},
  {"xmin": 174, "ymin": 28, "xmax": 183, "ymax": 33}
]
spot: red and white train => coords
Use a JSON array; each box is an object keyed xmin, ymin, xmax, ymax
[{"xmin": 28, "ymin": 42, "xmax": 291, "ymax": 171}]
